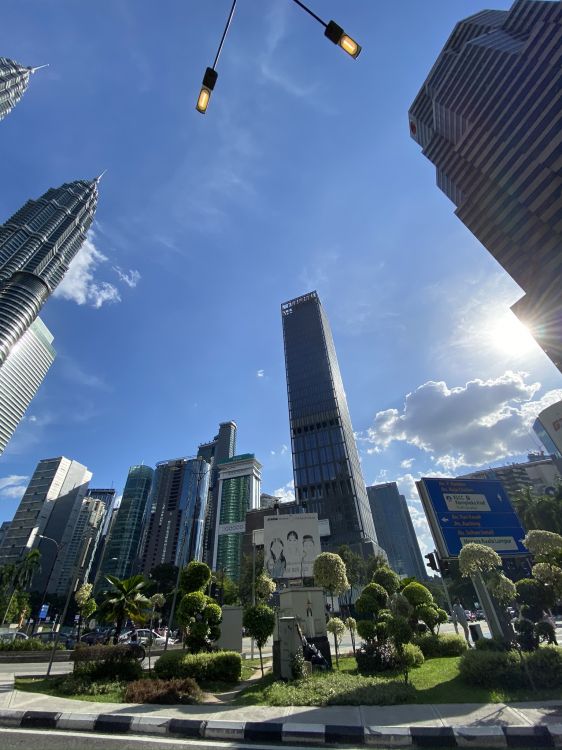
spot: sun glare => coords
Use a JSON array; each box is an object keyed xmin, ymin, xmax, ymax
[{"xmin": 489, "ymin": 314, "xmax": 536, "ymax": 355}]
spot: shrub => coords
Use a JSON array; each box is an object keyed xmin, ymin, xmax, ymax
[
  {"xmin": 357, "ymin": 620, "xmax": 377, "ymax": 643},
  {"xmin": 355, "ymin": 641, "xmax": 398, "ymax": 674},
  {"xmin": 356, "ymin": 583, "xmax": 389, "ymax": 616},
  {"xmin": 57, "ymin": 675, "xmax": 123, "ymax": 696},
  {"xmin": 397, "ymin": 642, "xmax": 424, "ymax": 682},
  {"xmin": 474, "ymin": 637, "xmax": 510, "ymax": 652},
  {"xmin": 535, "ymin": 620, "xmax": 557, "ymax": 645},
  {"xmin": 372, "ymin": 567, "xmax": 401, "ymax": 596},
  {"xmin": 513, "ymin": 618, "xmax": 538, "ymax": 651},
  {"xmin": 413, "ymin": 633, "xmax": 468, "ymax": 658},
  {"xmin": 459, "ymin": 649, "xmax": 525, "ymax": 688},
  {"xmin": 526, "ymin": 646, "xmax": 562, "ymax": 689},
  {"xmin": 124, "ymin": 677, "xmax": 202, "ymax": 704},
  {"xmin": 401, "ymin": 582, "xmax": 433, "ymax": 608},
  {"xmin": 515, "ymin": 578, "xmax": 555, "ymax": 621},
  {"xmin": 71, "ymin": 643, "xmax": 142, "ymax": 681},
  {"xmin": 0, "ymin": 638, "xmax": 64, "ymax": 651},
  {"xmin": 154, "ymin": 650, "xmax": 241, "ymax": 683}
]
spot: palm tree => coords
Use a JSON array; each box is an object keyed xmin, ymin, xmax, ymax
[
  {"xmin": 100, "ymin": 574, "xmax": 150, "ymax": 644},
  {"xmin": 1, "ymin": 550, "xmax": 41, "ymax": 625}
]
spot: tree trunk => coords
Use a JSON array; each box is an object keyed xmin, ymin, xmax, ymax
[
  {"xmin": 113, "ymin": 615, "xmax": 124, "ymax": 645},
  {"xmin": 332, "ymin": 632, "xmax": 339, "ymax": 669},
  {"xmin": 258, "ymin": 644, "xmax": 264, "ymax": 676}
]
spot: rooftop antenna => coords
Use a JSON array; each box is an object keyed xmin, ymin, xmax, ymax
[{"xmin": 29, "ymin": 64, "xmax": 49, "ymax": 74}]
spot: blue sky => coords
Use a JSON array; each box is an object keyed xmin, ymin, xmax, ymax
[{"xmin": 1, "ymin": 1, "xmax": 561, "ymax": 555}]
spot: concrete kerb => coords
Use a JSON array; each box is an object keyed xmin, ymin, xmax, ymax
[{"xmin": 1, "ymin": 709, "xmax": 562, "ymax": 746}]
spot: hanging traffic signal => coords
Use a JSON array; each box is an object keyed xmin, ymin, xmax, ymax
[{"xmin": 425, "ymin": 552, "xmax": 438, "ymax": 572}]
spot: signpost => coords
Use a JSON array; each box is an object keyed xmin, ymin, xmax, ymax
[
  {"xmin": 416, "ymin": 477, "xmax": 528, "ymax": 560},
  {"xmin": 38, "ymin": 604, "xmax": 49, "ymax": 621}
]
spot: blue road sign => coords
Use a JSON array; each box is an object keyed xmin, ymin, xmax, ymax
[
  {"xmin": 39, "ymin": 604, "xmax": 49, "ymax": 620},
  {"xmin": 417, "ymin": 477, "xmax": 528, "ymax": 559}
]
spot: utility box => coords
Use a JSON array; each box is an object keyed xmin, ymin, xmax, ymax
[
  {"xmin": 274, "ymin": 616, "xmax": 302, "ymax": 680},
  {"xmin": 469, "ymin": 623, "xmax": 484, "ymax": 642},
  {"xmin": 277, "ymin": 587, "xmax": 327, "ymax": 638},
  {"xmin": 216, "ymin": 606, "xmax": 243, "ymax": 653}
]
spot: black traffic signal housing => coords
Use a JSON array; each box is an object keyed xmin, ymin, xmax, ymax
[{"xmin": 425, "ymin": 552, "xmax": 438, "ymax": 572}]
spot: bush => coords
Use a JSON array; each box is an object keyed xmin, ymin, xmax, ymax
[
  {"xmin": 154, "ymin": 650, "xmax": 241, "ymax": 684},
  {"xmin": 514, "ymin": 618, "xmax": 538, "ymax": 651},
  {"xmin": 474, "ymin": 637, "xmax": 510, "ymax": 652},
  {"xmin": 0, "ymin": 638, "xmax": 64, "ymax": 651},
  {"xmin": 124, "ymin": 677, "xmax": 202, "ymax": 704},
  {"xmin": 71, "ymin": 644, "xmax": 142, "ymax": 681},
  {"xmin": 57, "ymin": 675, "xmax": 123, "ymax": 696},
  {"xmin": 402, "ymin": 582, "xmax": 433, "ymax": 608},
  {"xmin": 372, "ymin": 567, "xmax": 401, "ymax": 596},
  {"xmin": 526, "ymin": 646, "xmax": 562, "ymax": 689},
  {"xmin": 356, "ymin": 583, "xmax": 389, "ymax": 616},
  {"xmin": 400, "ymin": 642, "xmax": 424, "ymax": 668},
  {"xmin": 357, "ymin": 620, "xmax": 377, "ymax": 642},
  {"xmin": 535, "ymin": 620, "xmax": 557, "ymax": 645},
  {"xmin": 355, "ymin": 641, "xmax": 398, "ymax": 674},
  {"xmin": 413, "ymin": 633, "xmax": 468, "ymax": 658},
  {"xmin": 459, "ymin": 649, "xmax": 525, "ymax": 688}
]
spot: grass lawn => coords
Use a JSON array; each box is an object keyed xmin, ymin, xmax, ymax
[
  {"xmin": 235, "ymin": 656, "xmax": 562, "ymax": 706},
  {"xmin": 15, "ymin": 676, "xmax": 124, "ymax": 703}
]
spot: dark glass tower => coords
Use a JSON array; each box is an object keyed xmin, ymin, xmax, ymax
[
  {"xmin": 408, "ymin": 0, "xmax": 562, "ymax": 371},
  {"xmin": 0, "ymin": 58, "xmax": 40, "ymax": 121},
  {"xmin": 282, "ymin": 291, "xmax": 383, "ymax": 557},
  {"xmin": 0, "ymin": 179, "xmax": 99, "ymax": 367}
]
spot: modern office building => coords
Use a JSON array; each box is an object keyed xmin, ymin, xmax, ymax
[
  {"xmin": 213, "ymin": 454, "xmax": 261, "ymax": 581},
  {"xmin": 0, "ymin": 457, "xmax": 91, "ymax": 592},
  {"xmin": 533, "ymin": 401, "xmax": 562, "ymax": 459},
  {"xmin": 83, "ymin": 489, "xmax": 117, "ymax": 588},
  {"xmin": 0, "ymin": 521, "xmax": 11, "ymax": 550},
  {"xmin": 85, "ymin": 488, "xmax": 116, "ymax": 509},
  {"xmin": 0, "ymin": 57, "xmax": 42, "ymax": 121},
  {"xmin": 197, "ymin": 421, "xmax": 237, "ymax": 566},
  {"xmin": 408, "ymin": 0, "xmax": 562, "ymax": 371},
  {"xmin": 95, "ymin": 465, "xmax": 153, "ymax": 589},
  {"xmin": 48, "ymin": 495, "xmax": 106, "ymax": 597},
  {"xmin": 460, "ymin": 452, "xmax": 562, "ymax": 501},
  {"xmin": 138, "ymin": 457, "xmax": 210, "ymax": 574},
  {"xmin": 0, "ymin": 178, "xmax": 99, "ymax": 367},
  {"xmin": 366, "ymin": 483, "xmax": 428, "ymax": 580},
  {"xmin": 282, "ymin": 291, "xmax": 383, "ymax": 557},
  {"xmin": 0, "ymin": 316, "xmax": 55, "ymax": 454}
]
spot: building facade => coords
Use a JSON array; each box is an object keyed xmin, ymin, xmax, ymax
[
  {"xmin": 0, "ymin": 178, "xmax": 99, "ymax": 368},
  {"xmin": 460, "ymin": 452, "xmax": 562, "ymax": 501},
  {"xmin": 366, "ymin": 483, "xmax": 428, "ymax": 580},
  {"xmin": 0, "ymin": 316, "xmax": 55, "ymax": 454},
  {"xmin": 197, "ymin": 421, "xmax": 237, "ymax": 566},
  {"xmin": 408, "ymin": 0, "xmax": 562, "ymax": 371},
  {"xmin": 533, "ymin": 401, "xmax": 562, "ymax": 459},
  {"xmin": 0, "ymin": 457, "xmax": 91, "ymax": 592},
  {"xmin": 213, "ymin": 454, "xmax": 261, "ymax": 581},
  {"xmin": 95, "ymin": 465, "xmax": 153, "ymax": 589},
  {"xmin": 138, "ymin": 457, "xmax": 210, "ymax": 574},
  {"xmin": 84, "ymin": 489, "xmax": 117, "ymax": 587},
  {"xmin": 282, "ymin": 291, "xmax": 382, "ymax": 557},
  {"xmin": 0, "ymin": 57, "xmax": 39, "ymax": 121}
]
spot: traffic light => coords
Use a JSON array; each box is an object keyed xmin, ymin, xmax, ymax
[
  {"xmin": 425, "ymin": 552, "xmax": 438, "ymax": 572},
  {"xmin": 439, "ymin": 558, "xmax": 450, "ymax": 576}
]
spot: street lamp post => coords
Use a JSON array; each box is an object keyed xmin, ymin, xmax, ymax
[{"xmin": 32, "ymin": 535, "xmax": 63, "ymax": 635}]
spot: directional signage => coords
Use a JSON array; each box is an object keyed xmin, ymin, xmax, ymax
[
  {"xmin": 39, "ymin": 604, "xmax": 49, "ymax": 620},
  {"xmin": 416, "ymin": 477, "xmax": 528, "ymax": 559}
]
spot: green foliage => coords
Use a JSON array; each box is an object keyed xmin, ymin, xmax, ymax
[
  {"xmin": 389, "ymin": 592, "xmax": 413, "ymax": 619},
  {"xmin": 179, "ymin": 590, "xmax": 207, "ymax": 617},
  {"xmin": 345, "ymin": 616, "xmax": 357, "ymax": 634},
  {"xmin": 402, "ymin": 582, "xmax": 433, "ymax": 608},
  {"xmin": 355, "ymin": 641, "xmax": 399, "ymax": 674},
  {"xmin": 99, "ymin": 574, "xmax": 150, "ymax": 642},
  {"xmin": 388, "ymin": 615, "xmax": 413, "ymax": 648},
  {"xmin": 124, "ymin": 677, "xmax": 202, "ymax": 704},
  {"xmin": 154, "ymin": 650, "xmax": 242, "ymax": 683},
  {"xmin": 254, "ymin": 572, "xmax": 275, "ymax": 603},
  {"xmin": 415, "ymin": 604, "xmax": 448, "ymax": 635},
  {"xmin": 313, "ymin": 553, "xmax": 349, "ymax": 596},
  {"xmin": 337, "ymin": 545, "xmax": 368, "ymax": 589},
  {"xmin": 513, "ymin": 618, "xmax": 538, "ymax": 651},
  {"xmin": 473, "ymin": 637, "xmax": 510, "ymax": 652},
  {"xmin": 398, "ymin": 642, "xmax": 424, "ymax": 672},
  {"xmin": 413, "ymin": 633, "xmax": 468, "ymax": 658},
  {"xmin": 176, "ymin": 591, "xmax": 222, "ymax": 653},
  {"xmin": 56, "ymin": 675, "xmax": 124, "ymax": 697},
  {"xmin": 180, "ymin": 561, "xmax": 211, "ymax": 594},
  {"xmin": 356, "ymin": 583, "xmax": 388, "ymax": 616},
  {"xmin": 459, "ymin": 649, "xmax": 525, "ymax": 688},
  {"xmin": 357, "ymin": 620, "xmax": 377, "ymax": 643},
  {"xmin": 238, "ymin": 549, "xmax": 264, "ymax": 606},
  {"xmin": 535, "ymin": 619, "xmax": 557, "ymax": 645},
  {"xmin": 526, "ymin": 646, "xmax": 562, "ymax": 688},
  {"xmin": 291, "ymin": 648, "xmax": 306, "ymax": 680},
  {"xmin": 458, "ymin": 543, "xmax": 502, "ymax": 577},
  {"xmin": 372, "ymin": 566, "xmax": 401, "ymax": 596},
  {"xmin": 515, "ymin": 578, "xmax": 555, "ymax": 621},
  {"xmin": 514, "ymin": 487, "xmax": 562, "ymax": 537},
  {"xmin": 0, "ymin": 637, "xmax": 64, "ymax": 651},
  {"xmin": 71, "ymin": 644, "xmax": 143, "ymax": 681},
  {"xmin": 243, "ymin": 604, "xmax": 275, "ymax": 649},
  {"xmin": 327, "ymin": 617, "xmax": 346, "ymax": 643}
]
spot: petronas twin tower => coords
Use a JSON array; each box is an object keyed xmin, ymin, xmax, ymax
[{"xmin": 0, "ymin": 56, "xmax": 99, "ymax": 449}]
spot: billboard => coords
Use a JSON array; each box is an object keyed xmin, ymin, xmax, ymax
[
  {"xmin": 417, "ymin": 477, "xmax": 528, "ymax": 559},
  {"xmin": 264, "ymin": 513, "xmax": 321, "ymax": 579}
]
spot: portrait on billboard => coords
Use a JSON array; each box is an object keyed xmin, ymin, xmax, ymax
[{"xmin": 264, "ymin": 513, "xmax": 320, "ymax": 579}]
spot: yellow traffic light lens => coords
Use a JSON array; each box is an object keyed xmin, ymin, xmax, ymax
[
  {"xmin": 196, "ymin": 87, "xmax": 210, "ymax": 114},
  {"xmin": 339, "ymin": 34, "xmax": 361, "ymax": 58}
]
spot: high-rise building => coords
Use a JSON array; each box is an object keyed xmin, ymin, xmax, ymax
[
  {"xmin": 95, "ymin": 465, "xmax": 153, "ymax": 588},
  {"xmin": 84, "ymin": 489, "xmax": 117, "ymax": 587},
  {"xmin": 533, "ymin": 401, "xmax": 562, "ymax": 459},
  {"xmin": 0, "ymin": 521, "xmax": 11, "ymax": 550},
  {"xmin": 0, "ymin": 316, "xmax": 55, "ymax": 454},
  {"xmin": 408, "ymin": 0, "xmax": 562, "ymax": 371},
  {"xmin": 366, "ymin": 483, "xmax": 428, "ymax": 580},
  {"xmin": 0, "ymin": 457, "xmax": 91, "ymax": 592},
  {"xmin": 48, "ymin": 495, "xmax": 106, "ymax": 597},
  {"xmin": 85, "ymin": 488, "xmax": 116, "ymax": 508},
  {"xmin": 0, "ymin": 178, "xmax": 99, "ymax": 367},
  {"xmin": 460, "ymin": 452, "xmax": 562, "ymax": 502},
  {"xmin": 282, "ymin": 291, "xmax": 383, "ymax": 557},
  {"xmin": 213, "ymin": 454, "xmax": 261, "ymax": 581},
  {"xmin": 0, "ymin": 58, "xmax": 42, "ymax": 121},
  {"xmin": 138, "ymin": 457, "xmax": 210, "ymax": 574},
  {"xmin": 197, "ymin": 421, "xmax": 237, "ymax": 565}
]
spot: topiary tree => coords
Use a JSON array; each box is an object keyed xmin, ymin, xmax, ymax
[
  {"xmin": 313, "ymin": 552, "xmax": 349, "ymax": 613},
  {"xmin": 372, "ymin": 566, "xmax": 401, "ymax": 596},
  {"xmin": 243, "ymin": 604, "xmax": 275, "ymax": 676},
  {"xmin": 326, "ymin": 616, "xmax": 346, "ymax": 668},
  {"xmin": 356, "ymin": 583, "xmax": 389, "ymax": 618},
  {"xmin": 345, "ymin": 616, "xmax": 357, "ymax": 655},
  {"xmin": 176, "ymin": 590, "xmax": 222, "ymax": 653},
  {"xmin": 255, "ymin": 572, "xmax": 276, "ymax": 603},
  {"xmin": 401, "ymin": 582, "xmax": 433, "ymax": 608},
  {"xmin": 180, "ymin": 561, "xmax": 212, "ymax": 595},
  {"xmin": 416, "ymin": 604, "xmax": 448, "ymax": 635},
  {"xmin": 75, "ymin": 583, "xmax": 97, "ymax": 641},
  {"xmin": 523, "ymin": 530, "xmax": 562, "ymax": 560},
  {"xmin": 515, "ymin": 578, "xmax": 555, "ymax": 622}
]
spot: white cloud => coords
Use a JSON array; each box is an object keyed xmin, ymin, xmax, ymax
[
  {"xmin": 361, "ymin": 371, "xmax": 562, "ymax": 472},
  {"xmin": 400, "ymin": 458, "xmax": 414, "ymax": 469},
  {"xmin": 281, "ymin": 444, "xmax": 288, "ymax": 455},
  {"xmin": 257, "ymin": 369, "xmax": 265, "ymax": 378},
  {"xmin": 0, "ymin": 474, "xmax": 29, "ymax": 501},
  {"xmin": 113, "ymin": 266, "xmax": 141, "ymax": 288},
  {"xmin": 273, "ymin": 480, "xmax": 295, "ymax": 503},
  {"xmin": 54, "ymin": 233, "xmax": 121, "ymax": 308},
  {"xmin": 0, "ymin": 475, "xmax": 28, "ymax": 492}
]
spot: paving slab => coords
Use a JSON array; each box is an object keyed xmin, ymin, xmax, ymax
[
  {"xmin": 360, "ymin": 703, "xmax": 443, "ymax": 727},
  {"xmin": 287, "ymin": 704, "xmax": 362, "ymax": 725},
  {"xmin": 510, "ymin": 701, "xmax": 562, "ymax": 727},
  {"xmin": 434, "ymin": 703, "xmax": 530, "ymax": 727}
]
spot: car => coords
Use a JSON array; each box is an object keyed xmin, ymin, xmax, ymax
[
  {"xmin": 36, "ymin": 631, "xmax": 76, "ymax": 649},
  {"xmin": 464, "ymin": 610, "xmax": 476, "ymax": 622},
  {"xmin": 0, "ymin": 629, "xmax": 28, "ymax": 641},
  {"xmin": 120, "ymin": 628, "xmax": 173, "ymax": 646},
  {"xmin": 474, "ymin": 609, "xmax": 485, "ymax": 620}
]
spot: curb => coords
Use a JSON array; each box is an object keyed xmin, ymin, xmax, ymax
[{"xmin": 0, "ymin": 709, "xmax": 560, "ymax": 746}]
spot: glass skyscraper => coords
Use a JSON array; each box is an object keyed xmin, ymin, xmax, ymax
[
  {"xmin": 96, "ymin": 465, "xmax": 153, "ymax": 588},
  {"xmin": 409, "ymin": 0, "xmax": 562, "ymax": 371},
  {"xmin": 0, "ymin": 316, "xmax": 55, "ymax": 454},
  {"xmin": 0, "ymin": 178, "xmax": 99, "ymax": 368},
  {"xmin": 282, "ymin": 291, "xmax": 382, "ymax": 557},
  {"xmin": 0, "ymin": 57, "xmax": 40, "ymax": 121},
  {"xmin": 138, "ymin": 457, "xmax": 210, "ymax": 573}
]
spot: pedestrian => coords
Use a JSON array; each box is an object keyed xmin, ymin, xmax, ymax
[{"xmin": 452, "ymin": 598, "xmax": 471, "ymax": 645}]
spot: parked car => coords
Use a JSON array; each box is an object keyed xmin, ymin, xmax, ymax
[
  {"xmin": 0, "ymin": 629, "xmax": 28, "ymax": 641},
  {"xmin": 80, "ymin": 628, "xmax": 112, "ymax": 645},
  {"xmin": 120, "ymin": 628, "xmax": 174, "ymax": 646},
  {"xmin": 36, "ymin": 631, "xmax": 76, "ymax": 649},
  {"xmin": 464, "ymin": 610, "xmax": 476, "ymax": 622},
  {"xmin": 474, "ymin": 609, "xmax": 485, "ymax": 620}
]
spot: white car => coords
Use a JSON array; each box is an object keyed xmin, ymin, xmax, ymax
[
  {"xmin": 120, "ymin": 629, "xmax": 172, "ymax": 646},
  {"xmin": 0, "ymin": 630, "xmax": 28, "ymax": 641}
]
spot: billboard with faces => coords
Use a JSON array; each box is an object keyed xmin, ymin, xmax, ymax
[{"xmin": 263, "ymin": 513, "xmax": 321, "ymax": 579}]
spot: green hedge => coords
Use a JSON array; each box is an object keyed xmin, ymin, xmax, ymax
[
  {"xmin": 154, "ymin": 650, "xmax": 241, "ymax": 684},
  {"xmin": 71, "ymin": 644, "xmax": 142, "ymax": 681},
  {"xmin": 459, "ymin": 646, "xmax": 562, "ymax": 690},
  {"xmin": 413, "ymin": 633, "xmax": 468, "ymax": 658},
  {"xmin": 0, "ymin": 638, "xmax": 63, "ymax": 651}
]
